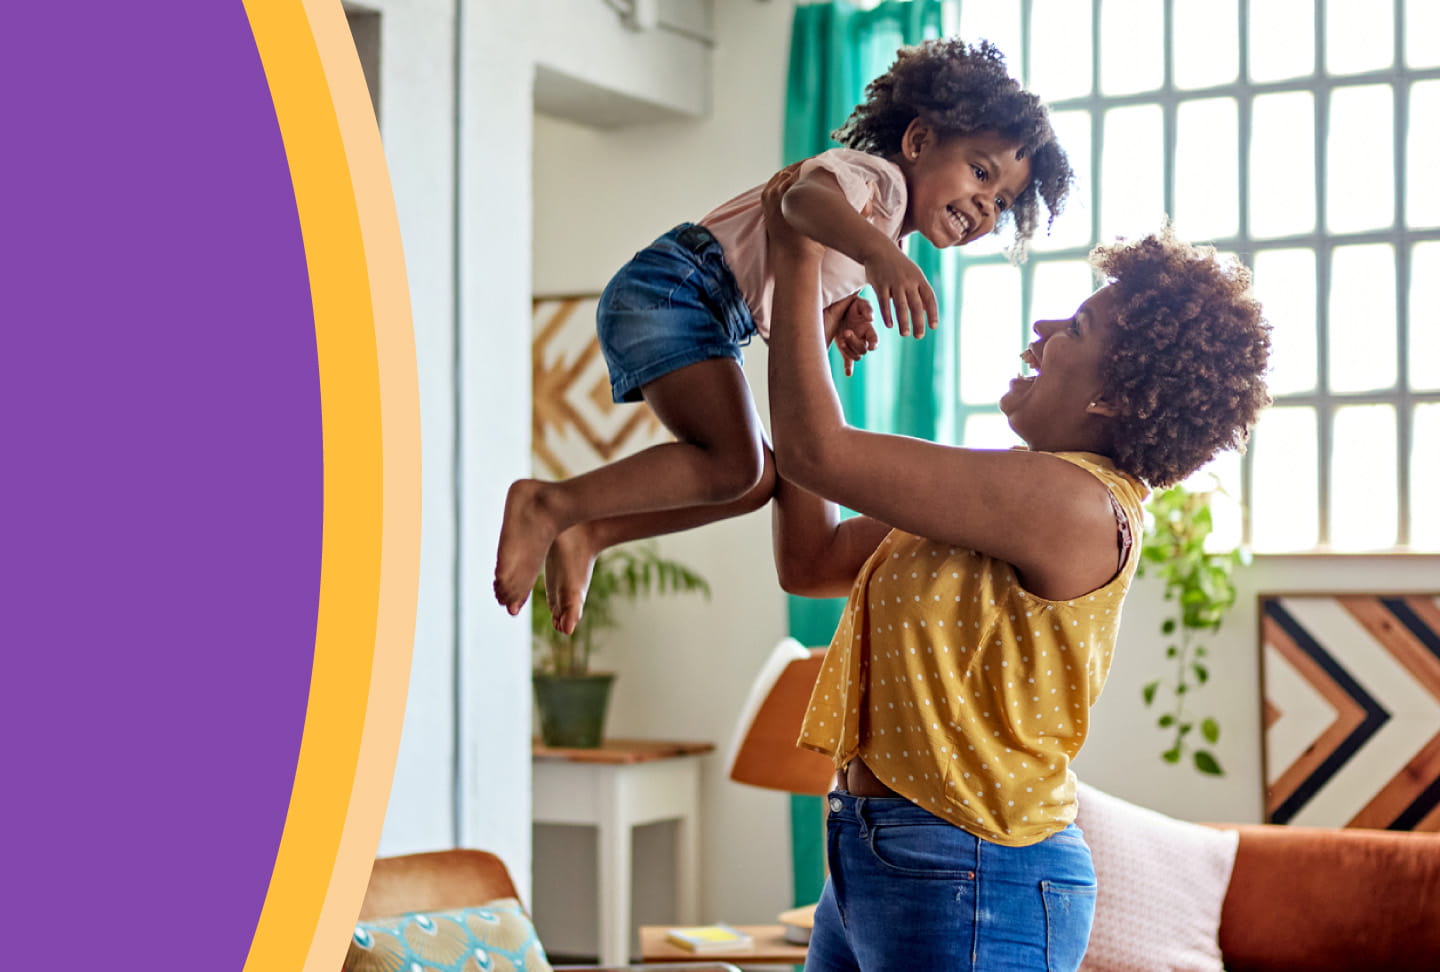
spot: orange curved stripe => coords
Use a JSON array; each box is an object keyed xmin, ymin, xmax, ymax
[{"xmin": 239, "ymin": 1, "xmax": 418, "ymax": 969}]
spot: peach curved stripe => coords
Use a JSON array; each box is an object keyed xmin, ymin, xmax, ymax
[{"xmin": 240, "ymin": 1, "xmax": 419, "ymax": 970}]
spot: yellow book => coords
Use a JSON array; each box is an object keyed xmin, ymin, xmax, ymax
[{"xmin": 664, "ymin": 923, "xmax": 754, "ymax": 953}]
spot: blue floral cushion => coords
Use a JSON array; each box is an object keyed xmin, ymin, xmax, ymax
[{"xmin": 344, "ymin": 898, "xmax": 553, "ymax": 972}]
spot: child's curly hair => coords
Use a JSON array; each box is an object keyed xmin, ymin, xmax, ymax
[
  {"xmin": 832, "ymin": 38, "xmax": 1072, "ymax": 255},
  {"xmin": 1092, "ymin": 228, "xmax": 1272, "ymax": 488}
]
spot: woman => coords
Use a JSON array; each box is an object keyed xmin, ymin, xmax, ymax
[{"xmin": 763, "ymin": 175, "xmax": 1270, "ymax": 971}]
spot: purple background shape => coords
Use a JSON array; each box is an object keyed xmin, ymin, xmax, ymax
[{"xmin": 1, "ymin": 2, "xmax": 321, "ymax": 965}]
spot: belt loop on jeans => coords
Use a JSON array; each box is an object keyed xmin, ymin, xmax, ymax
[
  {"xmin": 853, "ymin": 795, "xmax": 872, "ymax": 837},
  {"xmin": 675, "ymin": 222, "xmax": 715, "ymax": 254}
]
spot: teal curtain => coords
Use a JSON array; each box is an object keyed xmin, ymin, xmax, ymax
[{"xmin": 782, "ymin": 0, "xmax": 955, "ymax": 907}]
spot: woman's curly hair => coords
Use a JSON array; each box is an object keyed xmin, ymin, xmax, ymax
[
  {"xmin": 1092, "ymin": 228, "xmax": 1272, "ymax": 488},
  {"xmin": 832, "ymin": 38, "xmax": 1072, "ymax": 256}
]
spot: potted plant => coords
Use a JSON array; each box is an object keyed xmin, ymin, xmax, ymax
[
  {"xmin": 1138, "ymin": 482, "xmax": 1247, "ymax": 776},
  {"xmin": 531, "ymin": 541, "xmax": 710, "ymax": 748}
]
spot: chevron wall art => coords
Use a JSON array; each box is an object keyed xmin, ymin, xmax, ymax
[
  {"xmin": 531, "ymin": 295, "xmax": 665, "ymax": 479},
  {"xmin": 1261, "ymin": 593, "xmax": 1440, "ymax": 831}
]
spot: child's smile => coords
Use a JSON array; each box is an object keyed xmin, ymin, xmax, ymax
[{"xmin": 945, "ymin": 204, "xmax": 974, "ymax": 244}]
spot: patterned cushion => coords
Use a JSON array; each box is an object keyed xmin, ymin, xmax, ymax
[
  {"xmin": 344, "ymin": 898, "xmax": 553, "ymax": 972},
  {"xmin": 1076, "ymin": 783, "xmax": 1239, "ymax": 972}
]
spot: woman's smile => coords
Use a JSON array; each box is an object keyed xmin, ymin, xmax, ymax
[
  {"xmin": 1000, "ymin": 286, "xmax": 1121, "ymax": 452},
  {"xmin": 1005, "ymin": 344, "xmax": 1043, "ymax": 393}
]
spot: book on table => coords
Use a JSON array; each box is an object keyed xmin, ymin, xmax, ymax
[
  {"xmin": 664, "ymin": 923, "xmax": 754, "ymax": 953},
  {"xmin": 778, "ymin": 903, "xmax": 817, "ymax": 945}
]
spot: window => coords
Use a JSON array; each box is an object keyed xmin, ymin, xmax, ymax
[{"xmin": 943, "ymin": 0, "xmax": 1440, "ymax": 552}]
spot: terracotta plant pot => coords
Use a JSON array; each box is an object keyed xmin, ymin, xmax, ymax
[{"xmin": 533, "ymin": 672, "xmax": 616, "ymax": 748}]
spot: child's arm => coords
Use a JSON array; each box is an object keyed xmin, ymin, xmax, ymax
[
  {"xmin": 781, "ymin": 168, "xmax": 938, "ymax": 337},
  {"xmin": 824, "ymin": 295, "xmax": 879, "ymax": 377}
]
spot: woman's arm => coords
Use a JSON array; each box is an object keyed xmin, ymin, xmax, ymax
[
  {"xmin": 765, "ymin": 176, "xmax": 1121, "ymax": 603},
  {"xmin": 771, "ymin": 472, "xmax": 892, "ymax": 599}
]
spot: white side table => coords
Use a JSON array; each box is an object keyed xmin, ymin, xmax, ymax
[{"xmin": 532, "ymin": 738, "xmax": 714, "ymax": 967}]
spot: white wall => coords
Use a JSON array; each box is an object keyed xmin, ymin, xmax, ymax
[
  {"xmin": 456, "ymin": 0, "xmax": 540, "ymax": 898},
  {"xmin": 531, "ymin": 0, "xmax": 711, "ymax": 126},
  {"xmin": 366, "ymin": 0, "xmax": 541, "ymax": 901},
  {"xmin": 366, "ymin": 0, "xmax": 462, "ymax": 859}
]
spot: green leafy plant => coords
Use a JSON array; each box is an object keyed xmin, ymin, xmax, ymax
[
  {"xmin": 1138, "ymin": 483, "xmax": 1247, "ymax": 776},
  {"xmin": 531, "ymin": 542, "xmax": 711, "ymax": 677}
]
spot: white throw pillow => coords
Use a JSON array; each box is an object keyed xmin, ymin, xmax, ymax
[{"xmin": 1075, "ymin": 782, "xmax": 1239, "ymax": 972}]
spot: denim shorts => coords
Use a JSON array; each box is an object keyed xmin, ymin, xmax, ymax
[
  {"xmin": 806, "ymin": 791, "xmax": 1097, "ymax": 972},
  {"xmin": 595, "ymin": 223, "xmax": 758, "ymax": 403}
]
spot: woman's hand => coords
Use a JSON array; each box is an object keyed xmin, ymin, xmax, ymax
[{"xmin": 762, "ymin": 164, "xmax": 825, "ymax": 259}]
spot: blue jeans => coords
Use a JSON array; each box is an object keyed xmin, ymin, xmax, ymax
[
  {"xmin": 595, "ymin": 223, "xmax": 757, "ymax": 403},
  {"xmin": 805, "ymin": 791, "xmax": 1096, "ymax": 972}
]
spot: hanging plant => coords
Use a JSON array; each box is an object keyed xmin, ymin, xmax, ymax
[{"xmin": 1138, "ymin": 483, "xmax": 1247, "ymax": 776}]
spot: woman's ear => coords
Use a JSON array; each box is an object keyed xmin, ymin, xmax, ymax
[{"xmin": 1086, "ymin": 399, "xmax": 1120, "ymax": 418}]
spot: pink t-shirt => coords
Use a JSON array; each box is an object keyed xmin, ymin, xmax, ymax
[{"xmin": 699, "ymin": 148, "xmax": 908, "ymax": 339}]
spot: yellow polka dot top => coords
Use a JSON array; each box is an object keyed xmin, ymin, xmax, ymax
[{"xmin": 798, "ymin": 451, "xmax": 1148, "ymax": 846}]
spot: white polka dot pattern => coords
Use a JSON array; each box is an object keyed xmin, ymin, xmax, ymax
[
  {"xmin": 797, "ymin": 451, "xmax": 1149, "ymax": 846},
  {"xmin": 1075, "ymin": 782, "xmax": 1238, "ymax": 972}
]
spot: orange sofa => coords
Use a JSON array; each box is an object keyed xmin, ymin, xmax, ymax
[{"xmin": 1215, "ymin": 823, "xmax": 1440, "ymax": 971}]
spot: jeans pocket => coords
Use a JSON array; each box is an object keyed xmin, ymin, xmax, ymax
[
  {"xmin": 1041, "ymin": 880, "xmax": 1096, "ymax": 972},
  {"xmin": 604, "ymin": 246, "xmax": 696, "ymax": 313},
  {"xmin": 865, "ymin": 822, "xmax": 978, "ymax": 878}
]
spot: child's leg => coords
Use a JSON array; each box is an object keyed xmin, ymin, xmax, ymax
[
  {"xmin": 493, "ymin": 356, "xmax": 766, "ymax": 614},
  {"xmin": 544, "ymin": 444, "xmax": 776, "ymax": 633}
]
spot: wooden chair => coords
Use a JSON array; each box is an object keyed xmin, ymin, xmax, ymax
[{"xmin": 725, "ymin": 637, "xmax": 835, "ymax": 795}]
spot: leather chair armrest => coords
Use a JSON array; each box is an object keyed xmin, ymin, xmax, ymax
[{"xmin": 360, "ymin": 849, "xmax": 520, "ymax": 920}]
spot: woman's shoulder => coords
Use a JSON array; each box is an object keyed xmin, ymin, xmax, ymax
[{"xmin": 1044, "ymin": 450, "xmax": 1149, "ymax": 508}]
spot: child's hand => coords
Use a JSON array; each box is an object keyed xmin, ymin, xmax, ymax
[
  {"xmin": 862, "ymin": 244, "xmax": 939, "ymax": 338},
  {"xmin": 825, "ymin": 296, "xmax": 878, "ymax": 377}
]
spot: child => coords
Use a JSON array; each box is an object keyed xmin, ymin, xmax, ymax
[{"xmin": 495, "ymin": 38, "xmax": 1073, "ymax": 632}]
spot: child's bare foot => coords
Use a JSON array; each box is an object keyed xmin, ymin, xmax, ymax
[
  {"xmin": 494, "ymin": 479, "xmax": 562, "ymax": 615},
  {"xmin": 544, "ymin": 524, "xmax": 598, "ymax": 635}
]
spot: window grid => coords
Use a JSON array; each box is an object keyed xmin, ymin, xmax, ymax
[{"xmin": 945, "ymin": 0, "xmax": 1440, "ymax": 551}]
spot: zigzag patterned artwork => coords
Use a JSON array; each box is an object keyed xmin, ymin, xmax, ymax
[
  {"xmin": 531, "ymin": 295, "xmax": 665, "ymax": 479},
  {"xmin": 1261, "ymin": 594, "xmax": 1440, "ymax": 831}
]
